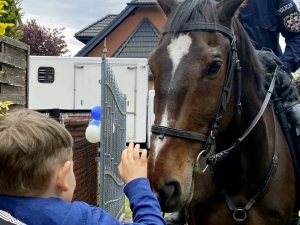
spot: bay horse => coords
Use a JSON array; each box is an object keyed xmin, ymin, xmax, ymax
[{"xmin": 147, "ymin": 0, "xmax": 296, "ymax": 224}]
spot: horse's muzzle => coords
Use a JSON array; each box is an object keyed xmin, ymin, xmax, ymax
[{"xmin": 158, "ymin": 180, "xmax": 182, "ymax": 211}]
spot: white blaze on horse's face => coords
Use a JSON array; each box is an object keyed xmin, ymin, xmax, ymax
[
  {"xmin": 153, "ymin": 108, "xmax": 169, "ymax": 161},
  {"xmin": 167, "ymin": 33, "xmax": 192, "ymax": 77},
  {"xmin": 153, "ymin": 34, "xmax": 192, "ymax": 162}
]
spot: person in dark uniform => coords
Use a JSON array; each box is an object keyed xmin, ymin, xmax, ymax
[
  {"xmin": 240, "ymin": 0, "xmax": 300, "ymax": 74},
  {"xmin": 239, "ymin": 0, "xmax": 300, "ymax": 134},
  {"xmin": 165, "ymin": 0, "xmax": 300, "ymax": 224}
]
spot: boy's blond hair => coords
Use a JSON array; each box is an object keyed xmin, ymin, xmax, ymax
[{"xmin": 0, "ymin": 109, "xmax": 73, "ymax": 196}]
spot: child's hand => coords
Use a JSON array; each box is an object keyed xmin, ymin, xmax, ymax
[{"xmin": 118, "ymin": 142, "xmax": 148, "ymax": 184}]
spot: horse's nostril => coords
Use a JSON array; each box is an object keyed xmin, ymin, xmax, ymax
[{"xmin": 158, "ymin": 180, "xmax": 181, "ymax": 209}]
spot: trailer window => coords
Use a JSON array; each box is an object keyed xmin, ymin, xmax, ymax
[{"xmin": 38, "ymin": 67, "xmax": 55, "ymax": 83}]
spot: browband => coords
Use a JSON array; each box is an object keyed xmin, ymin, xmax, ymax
[{"xmin": 164, "ymin": 23, "xmax": 234, "ymax": 41}]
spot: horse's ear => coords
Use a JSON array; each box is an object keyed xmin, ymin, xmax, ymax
[
  {"xmin": 157, "ymin": 0, "xmax": 178, "ymax": 16},
  {"xmin": 217, "ymin": 0, "xmax": 246, "ymax": 26}
]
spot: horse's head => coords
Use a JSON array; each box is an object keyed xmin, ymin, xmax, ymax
[{"xmin": 148, "ymin": 0, "xmax": 247, "ymax": 212}]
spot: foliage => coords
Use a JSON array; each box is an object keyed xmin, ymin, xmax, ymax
[
  {"xmin": 124, "ymin": 197, "xmax": 132, "ymax": 221},
  {"xmin": 21, "ymin": 19, "xmax": 69, "ymax": 56},
  {"xmin": 0, "ymin": 0, "xmax": 22, "ymax": 40},
  {"xmin": 0, "ymin": 0, "xmax": 14, "ymax": 35},
  {"xmin": 0, "ymin": 0, "xmax": 14, "ymax": 115},
  {"xmin": 0, "ymin": 101, "xmax": 13, "ymax": 116},
  {"xmin": 295, "ymin": 70, "xmax": 300, "ymax": 81}
]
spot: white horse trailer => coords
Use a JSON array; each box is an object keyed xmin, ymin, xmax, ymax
[{"xmin": 28, "ymin": 56, "xmax": 149, "ymax": 145}]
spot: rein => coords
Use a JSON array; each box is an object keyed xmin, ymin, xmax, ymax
[
  {"xmin": 206, "ymin": 66, "xmax": 277, "ymax": 165},
  {"xmin": 211, "ymin": 108, "xmax": 279, "ymax": 223}
]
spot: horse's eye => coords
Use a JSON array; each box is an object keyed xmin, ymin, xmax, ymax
[{"xmin": 207, "ymin": 61, "xmax": 222, "ymax": 75}]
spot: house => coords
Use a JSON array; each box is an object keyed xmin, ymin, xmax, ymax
[
  {"xmin": 74, "ymin": 0, "xmax": 167, "ymax": 59},
  {"xmin": 74, "ymin": 0, "xmax": 168, "ymax": 89}
]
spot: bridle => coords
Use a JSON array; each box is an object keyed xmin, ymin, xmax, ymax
[
  {"xmin": 151, "ymin": 22, "xmax": 276, "ymax": 170},
  {"xmin": 151, "ymin": 22, "xmax": 279, "ymax": 223},
  {"xmin": 152, "ymin": 23, "xmax": 240, "ymax": 161},
  {"xmin": 152, "ymin": 22, "xmax": 240, "ymax": 161}
]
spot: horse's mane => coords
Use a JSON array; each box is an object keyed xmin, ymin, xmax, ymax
[
  {"xmin": 164, "ymin": 0, "xmax": 266, "ymax": 98},
  {"xmin": 232, "ymin": 18, "xmax": 266, "ymax": 98}
]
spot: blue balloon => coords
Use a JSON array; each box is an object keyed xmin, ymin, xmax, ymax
[
  {"xmin": 91, "ymin": 105, "xmax": 101, "ymax": 120},
  {"xmin": 89, "ymin": 119, "xmax": 101, "ymax": 127}
]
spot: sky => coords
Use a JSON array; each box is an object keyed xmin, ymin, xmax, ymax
[
  {"xmin": 21, "ymin": 0, "xmax": 130, "ymax": 56},
  {"xmin": 22, "ymin": 0, "xmax": 300, "ymax": 56}
]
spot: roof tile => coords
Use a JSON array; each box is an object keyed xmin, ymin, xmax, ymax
[
  {"xmin": 113, "ymin": 18, "xmax": 160, "ymax": 58},
  {"xmin": 75, "ymin": 15, "xmax": 117, "ymax": 41}
]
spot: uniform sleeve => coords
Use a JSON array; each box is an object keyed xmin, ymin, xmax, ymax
[
  {"xmin": 278, "ymin": 0, "xmax": 300, "ymax": 73},
  {"xmin": 124, "ymin": 178, "xmax": 166, "ymax": 225}
]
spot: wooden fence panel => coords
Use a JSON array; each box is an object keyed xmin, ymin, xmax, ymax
[{"xmin": 0, "ymin": 37, "xmax": 29, "ymax": 109}]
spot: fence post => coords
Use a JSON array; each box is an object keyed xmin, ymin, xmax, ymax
[{"xmin": 99, "ymin": 45, "xmax": 107, "ymax": 209}]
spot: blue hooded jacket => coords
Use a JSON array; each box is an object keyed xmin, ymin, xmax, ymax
[{"xmin": 0, "ymin": 178, "xmax": 166, "ymax": 225}]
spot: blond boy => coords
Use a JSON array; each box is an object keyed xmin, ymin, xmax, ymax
[{"xmin": 0, "ymin": 109, "xmax": 165, "ymax": 225}]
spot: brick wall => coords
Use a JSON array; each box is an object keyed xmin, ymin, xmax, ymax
[{"xmin": 63, "ymin": 115, "xmax": 99, "ymax": 206}]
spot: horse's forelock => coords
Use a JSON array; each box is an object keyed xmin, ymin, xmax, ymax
[{"xmin": 165, "ymin": 0, "xmax": 218, "ymax": 35}]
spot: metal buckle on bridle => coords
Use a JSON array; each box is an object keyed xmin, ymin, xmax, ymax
[
  {"xmin": 194, "ymin": 150, "xmax": 209, "ymax": 174},
  {"xmin": 233, "ymin": 207, "xmax": 247, "ymax": 223}
]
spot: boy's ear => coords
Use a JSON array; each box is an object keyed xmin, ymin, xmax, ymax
[{"xmin": 56, "ymin": 161, "xmax": 72, "ymax": 192}]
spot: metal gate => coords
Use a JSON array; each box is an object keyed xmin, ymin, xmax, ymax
[{"xmin": 99, "ymin": 51, "xmax": 126, "ymax": 219}]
